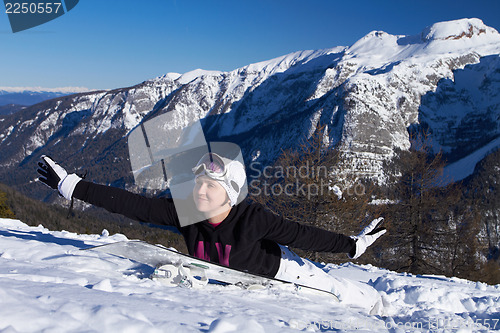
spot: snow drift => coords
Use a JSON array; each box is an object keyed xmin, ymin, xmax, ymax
[{"xmin": 0, "ymin": 218, "xmax": 498, "ymax": 332}]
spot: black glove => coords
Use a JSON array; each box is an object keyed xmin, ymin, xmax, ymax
[
  {"xmin": 37, "ymin": 155, "xmax": 81, "ymax": 200},
  {"xmin": 37, "ymin": 155, "xmax": 67, "ymax": 190}
]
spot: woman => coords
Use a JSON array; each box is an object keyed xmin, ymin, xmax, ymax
[{"xmin": 37, "ymin": 153, "xmax": 386, "ymax": 312}]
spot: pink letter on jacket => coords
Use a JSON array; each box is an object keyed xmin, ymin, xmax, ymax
[{"xmin": 194, "ymin": 241, "xmax": 232, "ymax": 267}]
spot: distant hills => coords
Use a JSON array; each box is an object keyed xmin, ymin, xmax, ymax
[{"xmin": 0, "ymin": 87, "xmax": 91, "ymax": 112}]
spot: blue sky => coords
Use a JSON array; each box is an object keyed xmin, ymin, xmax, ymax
[{"xmin": 1, "ymin": 0, "xmax": 499, "ymax": 90}]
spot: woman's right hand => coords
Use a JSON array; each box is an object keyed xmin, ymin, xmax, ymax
[{"xmin": 37, "ymin": 155, "xmax": 81, "ymax": 200}]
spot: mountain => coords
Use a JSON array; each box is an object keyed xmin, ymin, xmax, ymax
[
  {"xmin": 1, "ymin": 217, "xmax": 499, "ymax": 331},
  {"xmin": 0, "ymin": 18, "xmax": 499, "ymax": 199},
  {"xmin": 418, "ymin": 53, "xmax": 500, "ymax": 179},
  {"xmin": 0, "ymin": 87, "xmax": 90, "ymax": 109},
  {"xmin": 0, "ymin": 103, "xmax": 25, "ymax": 116}
]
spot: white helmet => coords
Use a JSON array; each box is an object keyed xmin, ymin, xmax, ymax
[{"xmin": 192, "ymin": 152, "xmax": 247, "ymax": 206}]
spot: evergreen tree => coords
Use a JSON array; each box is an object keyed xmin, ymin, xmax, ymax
[{"xmin": 0, "ymin": 190, "xmax": 16, "ymax": 219}]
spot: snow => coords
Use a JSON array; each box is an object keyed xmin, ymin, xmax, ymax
[
  {"xmin": 0, "ymin": 218, "xmax": 499, "ymax": 332},
  {"xmin": 443, "ymin": 136, "xmax": 500, "ymax": 184},
  {"xmin": 237, "ymin": 48, "xmax": 345, "ymax": 76},
  {"xmin": 176, "ymin": 69, "xmax": 224, "ymax": 85},
  {"xmin": 346, "ymin": 18, "xmax": 500, "ymax": 71},
  {"xmin": 163, "ymin": 72, "xmax": 182, "ymax": 81},
  {"xmin": 422, "ymin": 18, "xmax": 498, "ymax": 42}
]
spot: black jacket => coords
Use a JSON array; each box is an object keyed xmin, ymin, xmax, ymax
[{"xmin": 73, "ymin": 180, "xmax": 355, "ymax": 277}]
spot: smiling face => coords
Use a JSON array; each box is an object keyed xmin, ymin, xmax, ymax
[{"xmin": 193, "ymin": 175, "xmax": 231, "ymax": 218}]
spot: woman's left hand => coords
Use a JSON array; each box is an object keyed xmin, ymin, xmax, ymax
[{"xmin": 349, "ymin": 217, "xmax": 386, "ymax": 259}]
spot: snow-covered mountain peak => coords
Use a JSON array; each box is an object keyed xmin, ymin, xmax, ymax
[
  {"xmin": 176, "ymin": 69, "xmax": 224, "ymax": 84},
  {"xmin": 421, "ymin": 18, "xmax": 498, "ymax": 42},
  {"xmin": 351, "ymin": 30, "xmax": 395, "ymax": 44},
  {"xmin": 347, "ymin": 30, "xmax": 401, "ymax": 61},
  {"xmin": 235, "ymin": 47, "xmax": 346, "ymax": 76},
  {"xmin": 347, "ymin": 18, "xmax": 500, "ymax": 65},
  {"xmin": 154, "ymin": 72, "xmax": 182, "ymax": 82},
  {"xmin": 410, "ymin": 18, "xmax": 500, "ymax": 56}
]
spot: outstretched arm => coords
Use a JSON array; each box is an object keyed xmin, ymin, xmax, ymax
[
  {"xmin": 37, "ymin": 155, "xmax": 179, "ymax": 227},
  {"xmin": 254, "ymin": 205, "xmax": 355, "ymax": 254},
  {"xmin": 257, "ymin": 205, "xmax": 385, "ymax": 258},
  {"xmin": 73, "ymin": 180, "xmax": 179, "ymax": 227}
]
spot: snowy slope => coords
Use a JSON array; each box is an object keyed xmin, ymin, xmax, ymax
[
  {"xmin": 418, "ymin": 54, "xmax": 500, "ymax": 184},
  {"xmin": 443, "ymin": 136, "xmax": 500, "ymax": 184},
  {"xmin": 0, "ymin": 218, "xmax": 499, "ymax": 332}
]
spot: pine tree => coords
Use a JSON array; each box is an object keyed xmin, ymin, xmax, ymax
[{"xmin": 0, "ymin": 190, "xmax": 16, "ymax": 219}]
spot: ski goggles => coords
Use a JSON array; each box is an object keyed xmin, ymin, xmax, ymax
[{"xmin": 192, "ymin": 153, "xmax": 228, "ymax": 181}]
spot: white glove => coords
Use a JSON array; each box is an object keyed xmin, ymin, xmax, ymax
[
  {"xmin": 349, "ymin": 217, "xmax": 386, "ymax": 259},
  {"xmin": 37, "ymin": 155, "xmax": 81, "ymax": 200}
]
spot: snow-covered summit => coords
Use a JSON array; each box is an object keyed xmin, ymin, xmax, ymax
[
  {"xmin": 149, "ymin": 69, "xmax": 223, "ymax": 86},
  {"xmin": 153, "ymin": 72, "xmax": 182, "ymax": 82},
  {"xmin": 150, "ymin": 18, "xmax": 499, "ymax": 87},
  {"xmin": 347, "ymin": 18, "xmax": 500, "ymax": 66},
  {"xmin": 176, "ymin": 69, "xmax": 225, "ymax": 84},
  {"xmin": 235, "ymin": 47, "xmax": 346, "ymax": 76},
  {"xmin": 421, "ymin": 18, "xmax": 499, "ymax": 42}
]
